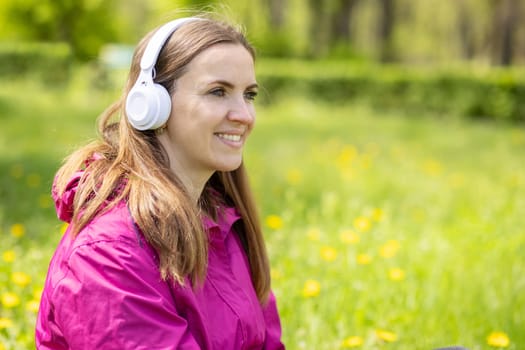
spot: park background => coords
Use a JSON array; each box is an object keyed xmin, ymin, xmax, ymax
[{"xmin": 1, "ymin": 0, "xmax": 524, "ymax": 349}]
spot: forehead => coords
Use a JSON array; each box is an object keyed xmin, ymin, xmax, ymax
[{"xmin": 183, "ymin": 43, "xmax": 256, "ymax": 83}]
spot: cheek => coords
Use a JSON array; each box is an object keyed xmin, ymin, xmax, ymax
[
  {"xmin": 248, "ymin": 107, "xmax": 256, "ymax": 128},
  {"xmin": 168, "ymin": 101, "xmax": 199, "ymax": 131}
]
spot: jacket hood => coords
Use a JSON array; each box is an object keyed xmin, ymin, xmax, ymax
[{"xmin": 52, "ymin": 170, "xmax": 84, "ymax": 224}]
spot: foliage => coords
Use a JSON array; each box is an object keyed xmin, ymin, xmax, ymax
[
  {"xmin": 1, "ymin": 66, "xmax": 524, "ymax": 349},
  {"xmin": 0, "ymin": 0, "xmax": 121, "ymax": 61},
  {"xmin": 0, "ymin": 42, "xmax": 72, "ymax": 84},
  {"xmin": 1, "ymin": 0, "xmax": 524, "ymax": 64},
  {"xmin": 256, "ymin": 59, "xmax": 525, "ymax": 122}
]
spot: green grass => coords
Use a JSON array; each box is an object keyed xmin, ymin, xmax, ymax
[
  {"xmin": 250, "ymin": 99, "xmax": 524, "ymax": 349},
  {"xmin": 1, "ymin": 69, "xmax": 524, "ymax": 349}
]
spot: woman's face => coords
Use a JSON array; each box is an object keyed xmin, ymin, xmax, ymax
[{"xmin": 161, "ymin": 43, "xmax": 257, "ymax": 183}]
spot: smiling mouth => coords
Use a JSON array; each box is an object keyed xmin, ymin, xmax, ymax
[{"xmin": 215, "ymin": 133, "xmax": 242, "ymax": 142}]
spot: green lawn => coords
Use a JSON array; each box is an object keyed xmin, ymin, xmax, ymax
[{"xmin": 1, "ymin": 69, "xmax": 524, "ymax": 349}]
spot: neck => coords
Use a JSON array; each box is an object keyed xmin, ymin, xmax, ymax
[
  {"xmin": 157, "ymin": 133, "xmax": 212, "ymax": 205},
  {"xmin": 178, "ymin": 171, "xmax": 209, "ymax": 205}
]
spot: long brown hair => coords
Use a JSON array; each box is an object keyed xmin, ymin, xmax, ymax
[{"xmin": 54, "ymin": 17, "xmax": 271, "ymax": 304}]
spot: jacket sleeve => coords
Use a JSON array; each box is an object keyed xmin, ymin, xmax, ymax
[
  {"xmin": 52, "ymin": 238, "xmax": 202, "ymax": 350},
  {"xmin": 262, "ymin": 292, "xmax": 286, "ymax": 350}
]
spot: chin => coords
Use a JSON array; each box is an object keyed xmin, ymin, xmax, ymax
[{"xmin": 214, "ymin": 158, "xmax": 243, "ymax": 172}]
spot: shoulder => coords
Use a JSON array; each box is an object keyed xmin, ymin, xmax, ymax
[
  {"xmin": 71, "ymin": 201, "xmax": 147, "ymax": 250},
  {"xmin": 48, "ymin": 202, "xmax": 159, "ymax": 289},
  {"xmin": 42, "ymin": 202, "xmax": 163, "ymax": 309},
  {"xmin": 37, "ymin": 203, "xmax": 198, "ymax": 349}
]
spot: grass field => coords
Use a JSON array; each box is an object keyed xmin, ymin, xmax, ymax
[{"xmin": 1, "ymin": 68, "xmax": 524, "ymax": 349}]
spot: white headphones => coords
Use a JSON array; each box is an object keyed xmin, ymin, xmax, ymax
[{"xmin": 125, "ymin": 17, "xmax": 200, "ymax": 130}]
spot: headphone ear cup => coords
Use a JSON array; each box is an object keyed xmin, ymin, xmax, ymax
[
  {"xmin": 125, "ymin": 83, "xmax": 172, "ymax": 131},
  {"xmin": 151, "ymin": 83, "xmax": 172, "ymax": 128}
]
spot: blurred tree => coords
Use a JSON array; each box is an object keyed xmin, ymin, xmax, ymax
[
  {"xmin": 263, "ymin": 0, "xmax": 287, "ymax": 29},
  {"xmin": 377, "ymin": 0, "xmax": 396, "ymax": 62},
  {"xmin": 1, "ymin": 0, "xmax": 120, "ymax": 60},
  {"xmin": 330, "ymin": 0, "xmax": 358, "ymax": 44},
  {"xmin": 307, "ymin": 0, "xmax": 329, "ymax": 57},
  {"xmin": 1, "ymin": 0, "xmax": 525, "ymax": 64},
  {"xmin": 256, "ymin": 0, "xmax": 291, "ymax": 57},
  {"xmin": 457, "ymin": 0, "xmax": 476, "ymax": 59},
  {"xmin": 307, "ymin": 0, "xmax": 360, "ymax": 58},
  {"xmin": 489, "ymin": 0, "xmax": 520, "ymax": 65}
]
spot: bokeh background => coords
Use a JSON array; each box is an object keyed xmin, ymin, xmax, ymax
[{"xmin": 1, "ymin": 0, "xmax": 524, "ymax": 349}]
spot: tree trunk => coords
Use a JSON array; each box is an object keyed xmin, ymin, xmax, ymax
[
  {"xmin": 307, "ymin": 0, "xmax": 329, "ymax": 57},
  {"xmin": 331, "ymin": 0, "xmax": 357, "ymax": 43},
  {"xmin": 377, "ymin": 0, "xmax": 396, "ymax": 62},
  {"xmin": 491, "ymin": 0, "xmax": 520, "ymax": 66},
  {"xmin": 264, "ymin": 0, "xmax": 287, "ymax": 29},
  {"xmin": 457, "ymin": 0, "xmax": 475, "ymax": 59}
]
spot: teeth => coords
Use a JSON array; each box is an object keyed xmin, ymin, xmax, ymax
[{"xmin": 216, "ymin": 133, "xmax": 241, "ymax": 142}]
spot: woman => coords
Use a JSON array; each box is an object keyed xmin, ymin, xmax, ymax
[{"xmin": 36, "ymin": 16, "xmax": 284, "ymax": 349}]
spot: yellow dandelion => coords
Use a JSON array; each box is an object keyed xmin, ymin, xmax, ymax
[
  {"xmin": 340, "ymin": 229, "xmax": 359, "ymax": 245},
  {"xmin": 1, "ymin": 292, "xmax": 21, "ymax": 308},
  {"xmin": 487, "ymin": 331, "xmax": 510, "ymax": 348},
  {"xmin": 2, "ymin": 250, "xmax": 16, "ymax": 263},
  {"xmin": 27, "ymin": 173, "xmax": 41, "ymax": 187},
  {"xmin": 26, "ymin": 299, "xmax": 40, "ymax": 313},
  {"xmin": 371, "ymin": 208, "xmax": 384, "ymax": 222},
  {"xmin": 379, "ymin": 240, "xmax": 400, "ymax": 259},
  {"xmin": 265, "ymin": 215, "xmax": 283, "ymax": 230},
  {"xmin": 60, "ymin": 222, "xmax": 69, "ymax": 234},
  {"xmin": 388, "ymin": 268, "xmax": 405, "ymax": 281},
  {"xmin": 33, "ymin": 287, "xmax": 44, "ymax": 301},
  {"xmin": 10, "ymin": 164, "xmax": 24, "ymax": 179},
  {"xmin": 10, "ymin": 223, "xmax": 25, "ymax": 238},
  {"xmin": 356, "ymin": 253, "xmax": 372, "ymax": 265},
  {"xmin": 423, "ymin": 159, "xmax": 443, "ymax": 176},
  {"xmin": 320, "ymin": 246, "xmax": 338, "ymax": 262},
  {"xmin": 341, "ymin": 335, "xmax": 363, "ymax": 348},
  {"xmin": 270, "ymin": 268, "xmax": 282, "ymax": 280},
  {"xmin": 336, "ymin": 145, "xmax": 358, "ymax": 168},
  {"xmin": 12, "ymin": 272, "xmax": 32, "ymax": 287},
  {"xmin": 0, "ymin": 317, "xmax": 13, "ymax": 329},
  {"xmin": 353, "ymin": 216, "xmax": 371, "ymax": 233},
  {"xmin": 302, "ymin": 279, "xmax": 321, "ymax": 298},
  {"xmin": 306, "ymin": 227, "xmax": 321, "ymax": 241},
  {"xmin": 375, "ymin": 329, "xmax": 397, "ymax": 342},
  {"xmin": 286, "ymin": 168, "xmax": 303, "ymax": 185}
]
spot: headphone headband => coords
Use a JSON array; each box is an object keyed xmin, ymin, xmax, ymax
[{"xmin": 140, "ymin": 17, "xmax": 200, "ymax": 72}]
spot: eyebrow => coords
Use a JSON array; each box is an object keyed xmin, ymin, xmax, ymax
[{"xmin": 209, "ymin": 80, "xmax": 259, "ymax": 90}]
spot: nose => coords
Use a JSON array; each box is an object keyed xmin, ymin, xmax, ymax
[{"xmin": 227, "ymin": 96, "xmax": 255, "ymax": 125}]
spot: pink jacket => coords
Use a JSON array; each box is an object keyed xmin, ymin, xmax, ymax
[{"xmin": 36, "ymin": 172, "xmax": 284, "ymax": 349}]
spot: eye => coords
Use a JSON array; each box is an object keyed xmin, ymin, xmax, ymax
[
  {"xmin": 244, "ymin": 90, "xmax": 258, "ymax": 101},
  {"xmin": 209, "ymin": 87, "xmax": 225, "ymax": 97}
]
